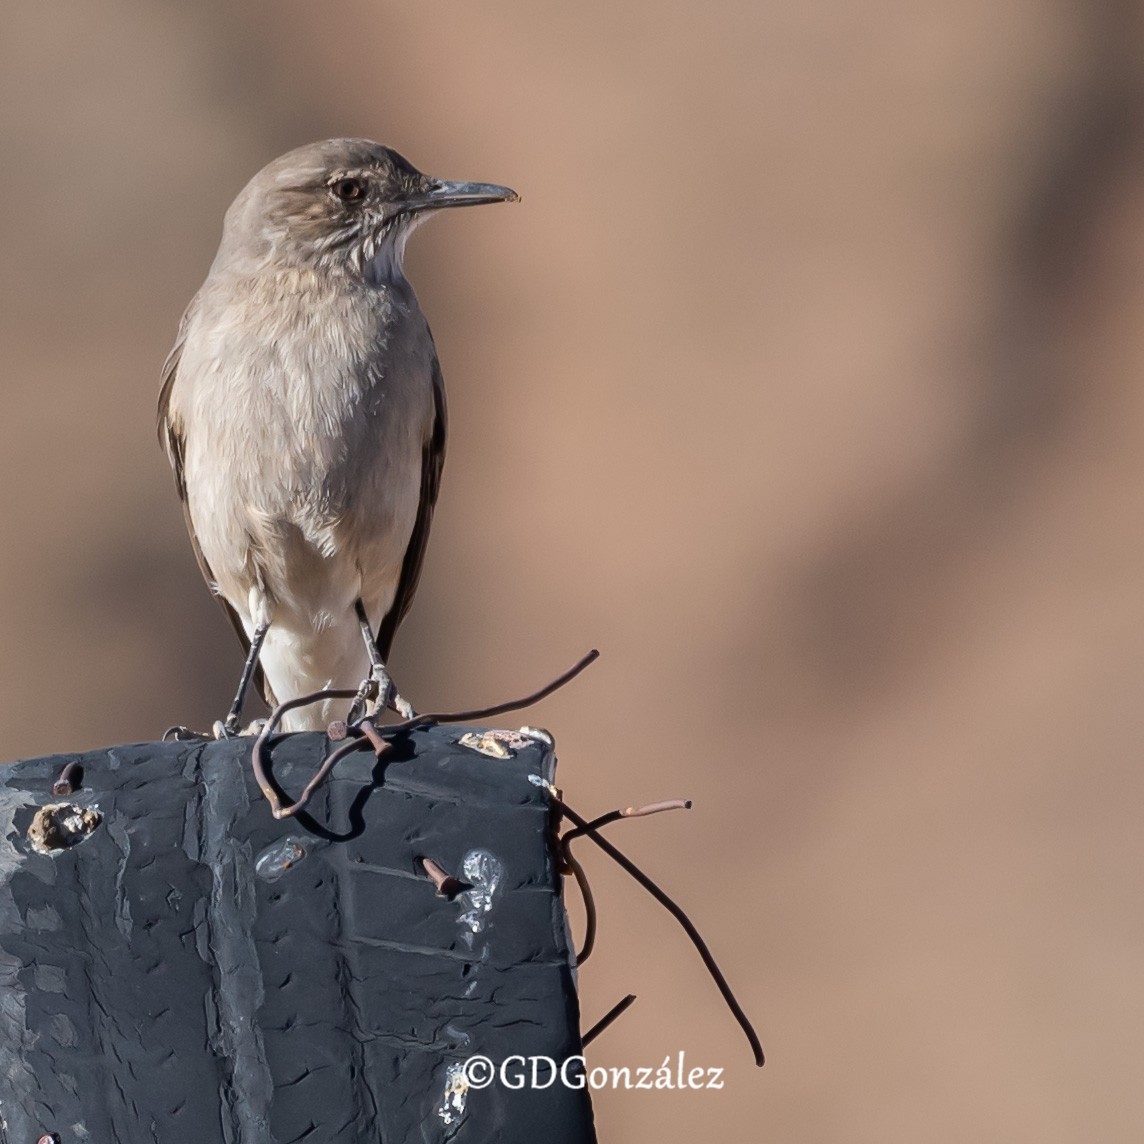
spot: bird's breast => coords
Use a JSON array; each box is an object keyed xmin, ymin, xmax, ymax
[{"xmin": 174, "ymin": 271, "xmax": 439, "ymax": 617}]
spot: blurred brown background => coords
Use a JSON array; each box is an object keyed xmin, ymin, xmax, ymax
[{"xmin": 2, "ymin": 2, "xmax": 1142, "ymax": 1139}]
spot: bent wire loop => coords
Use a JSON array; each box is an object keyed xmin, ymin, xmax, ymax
[{"xmin": 250, "ymin": 649, "xmax": 600, "ymax": 820}]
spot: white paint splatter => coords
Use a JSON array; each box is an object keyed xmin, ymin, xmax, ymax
[
  {"xmin": 527, "ymin": 773, "xmax": 558, "ymax": 797},
  {"xmin": 437, "ymin": 1060, "xmax": 469, "ymax": 1127},
  {"xmin": 457, "ymin": 849, "xmax": 503, "ymax": 941}
]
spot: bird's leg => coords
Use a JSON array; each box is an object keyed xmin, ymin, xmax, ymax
[
  {"xmin": 220, "ymin": 621, "xmax": 269, "ymax": 737},
  {"xmin": 345, "ymin": 680, "xmax": 374, "ymax": 726},
  {"xmin": 351, "ymin": 599, "xmax": 416, "ymax": 721}
]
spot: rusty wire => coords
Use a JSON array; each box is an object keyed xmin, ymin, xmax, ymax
[
  {"xmin": 562, "ymin": 799, "xmax": 691, "ymax": 966},
  {"xmin": 580, "ymin": 993, "xmax": 637, "ymax": 1048},
  {"xmin": 51, "ymin": 762, "xmax": 83, "ymax": 796},
  {"xmin": 562, "ymin": 842, "xmax": 598, "ymax": 962},
  {"xmin": 558, "ymin": 797, "xmax": 765, "ymax": 1068},
  {"xmin": 420, "ymin": 856, "xmax": 470, "ymax": 899},
  {"xmin": 251, "ymin": 649, "xmax": 599, "ymax": 820},
  {"xmin": 394, "ymin": 648, "xmax": 599, "ymax": 727},
  {"xmin": 250, "ymin": 688, "xmax": 363, "ymax": 819}
]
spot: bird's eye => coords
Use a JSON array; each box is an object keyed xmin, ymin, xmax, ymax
[{"xmin": 330, "ymin": 177, "xmax": 366, "ymax": 203}]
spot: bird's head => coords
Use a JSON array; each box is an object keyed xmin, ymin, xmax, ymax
[{"xmin": 214, "ymin": 138, "xmax": 518, "ymax": 282}]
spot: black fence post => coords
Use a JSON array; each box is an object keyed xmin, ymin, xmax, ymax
[{"xmin": 0, "ymin": 727, "xmax": 595, "ymax": 1144}]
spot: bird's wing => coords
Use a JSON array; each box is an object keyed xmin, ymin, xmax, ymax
[
  {"xmin": 374, "ymin": 355, "xmax": 448, "ymax": 661},
  {"xmin": 158, "ymin": 305, "xmax": 276, "ymax": 707}
]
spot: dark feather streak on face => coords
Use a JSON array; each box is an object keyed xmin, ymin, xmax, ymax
[{"xmin": 264, "ymin": 148, "xmax": 432, "ymax": 261}]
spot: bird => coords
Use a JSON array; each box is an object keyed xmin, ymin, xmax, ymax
[{"xmin": 158, "ymin": 138, "xmax": 518, "ymax": 733}]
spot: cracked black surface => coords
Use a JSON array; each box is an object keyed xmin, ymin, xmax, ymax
[{"xmin": 0, "ymin": 728, "xmax": 593, "ymax": 1144}]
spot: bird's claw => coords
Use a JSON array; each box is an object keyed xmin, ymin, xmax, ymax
[
  {"xmin": 347, "ymin": 665, "xmax": 416, "ymax": 723},
  {"xmin": 369, "ymin": 664, "xmax": 416, "ymax": 719},
  {"xmin": 215, "ymin": 718, "xmax": 239, "ymax": 740},
  {"xmin": 162, "ymin": 724, "xmax": 209, "ymax": 742},
  {"xmin": 213, "ymin": 716, "xmax": 265, "ymax": 739}
]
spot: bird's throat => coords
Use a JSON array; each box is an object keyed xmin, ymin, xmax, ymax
[{"xmin": 362, "ymin": 224, "xmax": 414, "ymax": 288}]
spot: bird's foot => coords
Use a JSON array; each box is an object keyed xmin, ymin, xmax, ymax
[
  {"xmin": 346, "ymin": 677, "xmax": 377, "ymax": 725},
  {"xmin": 348, "ymin": 665, "xmax": 417, "ymax": 723},
  {"xmin": 162, "ymin": 724, "xmax": 209, "ymax": 742},
  {"xmin": 369, "ymin": 663, "xmax": 417, "ymax": 720},
  {"xmin": 212, "ymin": 716, "xmax": 265, "ymax": 739}
]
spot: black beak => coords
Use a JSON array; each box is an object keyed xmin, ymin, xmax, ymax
[{"xmin": 402, "ymin": 179, "xmax": 520, "ymax": 213}]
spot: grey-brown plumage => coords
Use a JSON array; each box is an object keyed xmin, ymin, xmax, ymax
[{"xmin": 158, "ymin": 139, "xmax": 517, "ymax": 732}]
